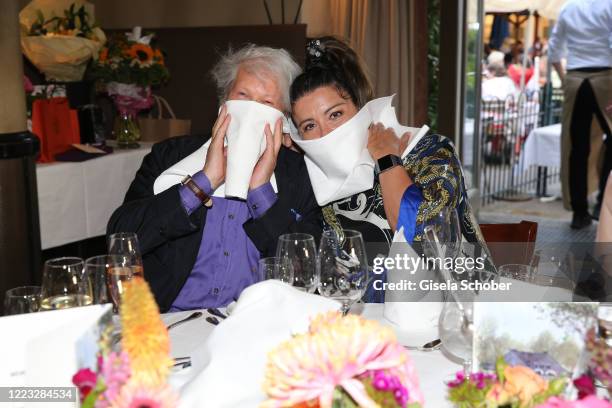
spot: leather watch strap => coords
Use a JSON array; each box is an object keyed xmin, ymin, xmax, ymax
[{"xmin": 181, "ymin": 176, "xmax": 213, "ymax": 208}]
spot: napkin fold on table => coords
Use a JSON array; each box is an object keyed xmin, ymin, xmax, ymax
[{"xmin": 178, "ymin": 280, "xmax": 340, "ymax": 408}]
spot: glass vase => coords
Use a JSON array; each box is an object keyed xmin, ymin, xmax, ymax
[{"xmin": 114, "ymin": 113, "xmax": 140, "ymax": 149}]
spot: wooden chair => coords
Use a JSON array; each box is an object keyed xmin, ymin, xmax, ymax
[{"xmin": 479, "ymin": 221, "xmax": 538, "ymax": 267}]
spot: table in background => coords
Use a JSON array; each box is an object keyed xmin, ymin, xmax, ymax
[
  {"xmin": 36, "ymin": 143, "xmax": 152, "ymax": 250},
  {"xmin": 164, "ymin": 304, "xmax": 458, "ymax": 407},
  {"xmin": 522, "ymin": 124, "xmax": 561, "ymax": 196}
]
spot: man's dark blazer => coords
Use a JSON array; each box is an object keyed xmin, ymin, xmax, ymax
[{"xmin": 107, "ymin": 134, "xmax": 322, "ymax": 312}]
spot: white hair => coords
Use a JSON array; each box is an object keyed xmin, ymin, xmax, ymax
[{"xmin": 211, "ymin": 44, "xmax": 302, "ymax": 112}]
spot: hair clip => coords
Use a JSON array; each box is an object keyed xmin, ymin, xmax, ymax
[{"xmin": 306, "ymin": 39, "xmax": 324, "ymax": 59}]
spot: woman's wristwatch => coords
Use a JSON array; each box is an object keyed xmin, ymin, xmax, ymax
[
  {"xmin": 181, "ymin": 175, "xmax": 213, "ymax": 208},
  {"xmin": 374, "ymin": 154, "xmax": 402, "ymax": 176}
]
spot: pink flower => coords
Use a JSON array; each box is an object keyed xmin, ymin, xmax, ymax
[
  {"xmin": 262, "ymin": 312, "xmax": 423, "ymax": 408},
  {"xmin": 72, "ymin": 368, "xmax": 97, "ymax": 402},
  {"xmin": 574, "ymin": 375, "xmax": 596, "ymax": 399},
  {"xmin": 537, "ymin": 396, "xmax": 612, "ymax": 408},
  {"xmin": 100, "ymin": 351, "xmax": 131, "ymax": 404},
  {"xmin": 23, "ymin": 76, "xmax": 33, "ymax": 93},
  {"xmin": 109, "ymin": 382, "xmax": 178, "ymax": 408}
]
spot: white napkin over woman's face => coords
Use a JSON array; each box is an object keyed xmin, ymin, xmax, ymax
[
  {"xmin": 290, "ymin": 95, "xmax": 429, "ymax": 206},
  {"xmin": 154, "ymin": 100, "xmax": 285, "ymax": 199}
]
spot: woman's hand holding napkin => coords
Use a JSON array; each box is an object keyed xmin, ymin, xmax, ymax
[{"xmin": 203, "ymin": 105, "xmax": 231, "ymax": 189}]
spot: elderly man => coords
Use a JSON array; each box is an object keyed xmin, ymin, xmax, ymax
[{"xmin": 108, "ymin": 45, "xmax": 321, "ymax": 312}]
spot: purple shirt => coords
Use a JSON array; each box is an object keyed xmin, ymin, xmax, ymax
[{"xmin": 169, "ymin": 171, "xmax": 277, "ymax": 310}]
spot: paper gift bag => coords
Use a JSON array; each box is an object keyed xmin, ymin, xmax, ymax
[
  {"xmin": 139, "ymin": 95, "xmax": 191, "ymax": 142},
  {"xmin": 32, "ymin": 97, "xmax": 81, "ymax": 163}
]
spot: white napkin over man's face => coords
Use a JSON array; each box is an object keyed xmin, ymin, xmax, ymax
[
  {"xmin": 290, "ymin": 95, "xmax": 429, "ymax": 206},
  {"xmin": 154, "ymin": 100, "xmax": 285, "ymax": 199}
]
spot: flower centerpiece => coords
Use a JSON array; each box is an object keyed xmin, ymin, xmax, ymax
[
  {"xmin": 19, "ymin": 0, "xmax": 106, "ymax": 82},
  {"xmin": 89, "ymin": 27, "xmax": 169, "ymax": 148},
  {"xmin": 72, "ymin": 277, "xmax": 178, "ymax": 407},
  {"xmin": 262, "ymin": 311, "xmax": 423, "ymax": 407},
  {"xmin": 447, "ymin": 357, "xmax": 566, "ymax": 407}
]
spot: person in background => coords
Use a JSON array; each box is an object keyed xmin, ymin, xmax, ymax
[
  {"xmin": 548, "ymin": 0, "xmax": 612, "ymax": 229},
  {"xmin": 108, "ymin": 45, "xmax": 321, "ymax": 312},
  {"xmin": 482, "ymin": 63, "xmax": 518, "ymax": 101}
]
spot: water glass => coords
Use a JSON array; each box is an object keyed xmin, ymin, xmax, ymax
[
  {"xmin": 258, "ymin": 257, "xmax": 294, "ymax": 284},
  {"xmin": 4, "ymin": 286, "xmax": 41, "ymax": 315},
  {"xmin": 276, "ymin": 233, "xmax": 318, "ymax": 293},
  {"xmin": 318, "ymin": 229, "xmax": 368, "ymax": 314},
  {"xmin": 40, "ymin": 257, "xmax": 91, "ymax": 310},
  {"xmin": 108, "ymin": 232, "xmax": 143, "ymax": 277}
]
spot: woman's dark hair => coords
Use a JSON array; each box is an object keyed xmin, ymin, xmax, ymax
[{"xmin": 290, "ymin": 36, "xmax": 373, "ymax": 109}]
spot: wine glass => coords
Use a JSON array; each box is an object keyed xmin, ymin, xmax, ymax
[
  {"xmin": 4, "ymin": 286, "xmax": 41, "ymax": 315},
  {"xmin": 423, "ymin": 207, "xmax": 462, "ymax": 256},
  {"xmin": 85, "ymin": 255, "xmax": 113, "ymax": 305},
  {"xmin": 318, "ymin": 229, "xmax": 368, "ymax": 314},
  {"xmin": 106, "ymin": 255, "xmax": 136, "ymax": 312},
  {"xmin": 258, "ymin": 257, "xmax": 294, "ymax": 284},
  {"xmin": 276, "ymin": 233, "xmax": 318, "ymax": 293},
  {"xmin": 108, "ymin": 232, "xmax": 143, "ymax": 277},
  {"xmin": 40, "ymin": 257, "xmax": 91, "ymax": 310}
]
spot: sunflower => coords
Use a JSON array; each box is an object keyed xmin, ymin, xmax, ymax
[
  {"xmin": 126, "ymin": 43, "xmax": 154, "ymax": 64},
  {"xmin": 153, "ymin": 48, "xmax": 164, "ymax": 64}
]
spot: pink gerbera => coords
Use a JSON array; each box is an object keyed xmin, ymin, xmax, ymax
[
  {"xmin": 262, "ymin": 311, "xmax": 423, "ymax": 407},
  {"xmin": 109, "ymin": 382, "xmax": 178, "ymax": 408}
]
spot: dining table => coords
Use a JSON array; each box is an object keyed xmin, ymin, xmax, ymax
[{"xmin": 162, "ymin": 304, "xmax": 460, "ymax": 407}]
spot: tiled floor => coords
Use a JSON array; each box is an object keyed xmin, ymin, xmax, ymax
[{"xmin": 478, "ymin": 183, "xmax": 598, "ymax": 243}]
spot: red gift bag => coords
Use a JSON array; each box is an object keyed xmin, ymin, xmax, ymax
[{"xmin": 32, "ymin": 97, "xmax": 80, "ymax": 163}]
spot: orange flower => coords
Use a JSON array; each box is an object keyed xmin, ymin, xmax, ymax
[
  {"xmin": 99, "ymin": 47, "xmax": 108, "ymax": 62},
  {"xmin": 153, "ymin": 48, "xmax": 164, "ymax": 64},
  {"xmin": 119, "ymin": 277, "xmax": 173, "ymax": 388},
  {"xmin": 486, "ymin": 383, "xmax": 511, "ymax": 405},
  {"xmin": 503, "ymin": 365, "xmax": 548, "ymax": 404},
  {"xmin": 127, "ymin": 43, "xmax": 154, "ymax": 64}
]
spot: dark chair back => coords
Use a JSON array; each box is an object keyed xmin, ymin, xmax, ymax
[{"xmin": 479, "ymin": 221, "xmax": 538, "ymax": 266}]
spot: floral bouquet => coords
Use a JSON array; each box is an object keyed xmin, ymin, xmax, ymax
[
  {"xmin": 262, "ymin": 311, "xmax": 423, "ymax": 407},
  {"xmin": 447, "ymin": 357, "xmax": 566, "ymax": 407},
  {"xmin": 447, "ymin": 356, "xmax": 612, "ymax": 408},
  {"xmin": 20, "ymin": 0, "xmax": 106, "ymax": 82},
  {"xmin": 72, "ymin": 277, "xmax": 178, "ymax": 407},
  {"xmin": 89, "ymin": 26, "xmax": 169, "ymax": 147}
]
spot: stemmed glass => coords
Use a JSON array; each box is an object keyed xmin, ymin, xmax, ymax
[
  {"xmin": 258, "ymin": 257, "xmax": 294, "ymax": 284},
  {"xmin": 422, "ymin": 206, "xmax": 463, "ymax": 262},
  {"xmin": 276, "ymin": 233, "xmax": 318, "ymax": 293},
  {"xmin": 105, "ymin": 255, "xmax": 136, "ymax": 312},
  {"xmin": 40, "ymin": 257, "xmax": 91, "ymax": 310},
  {"xmin": 438, "ymin": 270, "xmax": 498, "ymax": 378},
  {"xmin": 318, "ymin": 229, "xmax": 368, "ymax": 315},
  {"xmin": 84, "ymin": 255, "xmax": 113, "ymax": 305},
  {"xmin": 4, "ymin": 286, "xmax": 41, "ymax": 315},
  {"xmin": 108, "ymin": 232, "xmax": 143, "ymax": 277}
]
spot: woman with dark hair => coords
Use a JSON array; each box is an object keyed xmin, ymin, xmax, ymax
[{"xmin": 290, "ymin": 36, "xmax": 487, "ymax": 250}]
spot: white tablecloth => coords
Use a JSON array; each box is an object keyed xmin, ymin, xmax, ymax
[
  {"xmin": 36, "ymin": 144, "xmax": 152, "ymax": 249},
  {"xmin": 523, "ymin": 123, "xmax": 561, "ymax": 169},
  {"xmin": 163, "ymin": 304, "xmax": 459, "ymax": 408}
]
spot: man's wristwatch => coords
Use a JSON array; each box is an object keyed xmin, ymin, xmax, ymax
[
  {"xmin": 181, "ymin": 175, "xmax": 213, "ymax": 208},
  {"xmin": 374, "ymin": 154, "xmax": 403, "ymax": 176}
]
